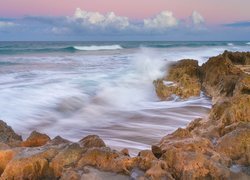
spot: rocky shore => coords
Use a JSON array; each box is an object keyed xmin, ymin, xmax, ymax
[{"xmin": 0, "ymin": 51, "xmax": 250, "ymax": 179}]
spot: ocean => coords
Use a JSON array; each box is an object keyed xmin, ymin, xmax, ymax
[{"xmin": 0, "ymin": 41, "xmax": 249, "ymax": 154}]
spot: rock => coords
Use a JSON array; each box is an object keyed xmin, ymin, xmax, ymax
[
  {"xmin": 216, "ymin": 127, "xmax": 250, "ymax": 165},
  {"xmin": 79, "ymin": 135, "xmax": 106, "ymax": 148},
  {"xmin": 154, "ymin": 59, "xmax": 201, "ymax": 100},
  {"xmin": 21, "ymin": 131, "xmax": 51, "ymax": 147},
  {"xmin": 77, "ymin": 147, "xmax": 137, "ymax": 174},
  {"xmin": 121, "ymin": 148, "xmax": 130, "ymax": 156},
  {"xmin": 222, "ymin": 50, "xmax": 250, "ymax": 65},
  {"xmin": 0, "ymin": 120, "xmax": 22, "ymax": 145},
  {"xmin": 0, "ymin": 150, "xmax": 15, "ymax": 175},
  {"xmin": 0, "ymin": 142, "xmax": 10, "ymax": 150},
  {"xmin": 50, "ymin": 143, "xmax": 84, "ymax": 178},
  {"xmin": 200, "ymin": 55, "xmax": 243, "ymax": 102},
  {"xmin": 137, "ymin": 150, "xmax": 158, "ymax": 170},
  {"xmin": 49, "ymin": 136, "xmax": 70, "ymax": 145},
  {"xmin": 1, "ymin": 148, "xmax": 58, "ymax": 179}
]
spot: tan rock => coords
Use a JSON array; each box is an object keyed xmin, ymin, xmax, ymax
[
  {"xmin": 50, "ymin": 143, "xmax": 84, "ymax": 178},
  {"xmin": 79, "ymin": 135, "xmax": 106, "ymax": 148},
  {"xmin": 0, "ymin": 150, "xmax": 15, "ymax": 175},
  {"xmin": 216, "ymin": 127, "xmax": 250, "ymax": 165},
  {"xmin": 154, "ymin": 59, "xmax": 201, "ymax": 100},
  {"xmin": 21, "ymin": 131, "xmax": 51, "ymax": 147}
]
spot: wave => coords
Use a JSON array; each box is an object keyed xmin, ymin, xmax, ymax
[
  {"xmin": 246, "ymin": 42, "xmax": 250, "ymax": 45},
  {"xmin": 227, "ymin": 43, "xmax": 234, "ymax": 46},
  {"xmin": 73, "ymin": 45, "xmax": 123, "ymax": 51}
]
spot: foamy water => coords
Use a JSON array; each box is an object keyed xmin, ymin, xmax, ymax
[{"xmin": 0, "ymin": 42, "xmax": 249, "ymax": 155}]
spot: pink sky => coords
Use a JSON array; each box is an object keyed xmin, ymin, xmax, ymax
[{"xmin": 0, "ymin": 0, "xmax": 250, "ymax": 24}]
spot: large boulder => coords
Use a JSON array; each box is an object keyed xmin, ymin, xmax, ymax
[
  {"xmin": 154, "ymin": 59, "xmax": 201, "ymax": 100},
  {"xmin": 1, "ymin": 148, "xmax": 58, "ymax": 179},
  {"xmin": 216, "ymin": 126, "xmax": 250, "ymax": 165},
  {"xmin": 200, "ymin": 55, "xmax": 243, "ymax": 102}
]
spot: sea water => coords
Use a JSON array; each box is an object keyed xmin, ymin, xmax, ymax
[{"xmin": 0, "ymin": 41, "xmax": 249, "ymax": 155}]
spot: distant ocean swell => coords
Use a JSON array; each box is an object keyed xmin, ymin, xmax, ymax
[{"xmin": 0, "ymin": 41, "xmax": 249, "ymax": 54}]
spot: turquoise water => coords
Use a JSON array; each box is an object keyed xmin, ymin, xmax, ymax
[
  {"xmin": 0, "ymin": 41, "xmax": 249, "ymax": 54},
  {"xmin": 0, "ymin": 41, "xmax": 249, "ymax": 155}
]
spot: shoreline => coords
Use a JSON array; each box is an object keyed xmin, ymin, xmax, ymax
[{"xmin": 0, "ymin": 50, "xmax": 250, "ymax": 179}]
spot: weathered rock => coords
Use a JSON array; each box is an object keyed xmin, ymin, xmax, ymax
[
  {"xmin": 49, "ymin": 136, "xmax": 70, "ymax": 145},
  {"xmin": 77, "ymin": 147, "xmax": 137, "ymax": 174},
  {"xmin": 50, "ymin": 143, "xmax": 84, "ymax": 178},
  {"xmin": 0, "ymin": 120, "xmax": 22, "ymax": 145},
  {"xmin": 154, "ymin": 59, "xmax": 201, "ymax": 100},
  {"xmin": 200, "ymin": 55, "xmax": 243, "ymax": 102},
  {"xmin": 223, "ymin": 50, "xmax": 250, "ymax": 65},
  {"xmin": 0, "ymin": 149, "xmax": 15, "ymax": 175},
  {"xmin": 137, "ymin": 150, "xmax": 158, "ymax": 170},
  {"xmin": 21, "ymin": 131, "xmax": 51, "ymax": 147},
  {"xmin": 79, "ymin": 135, "xmax": 106, "ymax": 148},
  {"xmin": 216, "ymin": 126, "xmax": 250, "ymax": 165},
  {"xmin": 1, "ymin": 148, "xmax": 58, "ymax": 179}
]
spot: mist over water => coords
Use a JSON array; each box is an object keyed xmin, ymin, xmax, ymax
[{"xmin": 0, "ymin": 42, "xmax": 249, "ymax": 155}]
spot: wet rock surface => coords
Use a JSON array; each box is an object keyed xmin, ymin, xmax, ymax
[
  {"xmin": 154, "ymin": 59, "xmax": 201, "ymax": 100},
  {"xmin": 0, "ymin": 51, "xmax": 249, "ymax": 179}
]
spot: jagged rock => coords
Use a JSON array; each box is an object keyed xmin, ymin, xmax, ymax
[
  {"xmin": 154, "ymin": 59, "xmax": 201, "ymax": 100},
  {"xmin": 216, "ymin": 126, "xmax": 250, "ymax": 165},
  {"xmin": 77, "ymin": 147, "xmax": 137, "ymax": 174},
  {"xmin": 79, "ymin": 135, "xmax": 106, "ymax": 148},
  {"xmin": 200, "ymin": 55, "xmax": 243, "ymax": 102},
  {"xmin": 1, "ymin": 148, "xmax": 58, "ymax": 179},
  {"xmin": 0, "ymin": 120, "xmax": 22, "ymax": 145},
  {"xmin": 50, "ymin": 143, "xmax": 84, "ymax": 178},
  {"xmin": 21, "ymin": 131, "xmax": 51, "ymax": 147},
  {"xmin": 49, "ymin": 136, "xmax": 70, "ymax": 145},
  {"xmin": 137, "ymin": 150, "xmax": 158, "ymax": 170},
  {"xmin": 223, "ymin": 50, "xmax": 250, "ymax": 65}
]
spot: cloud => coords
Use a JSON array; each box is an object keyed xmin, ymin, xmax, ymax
[
  {"xmin": 223, "ymin": 21, "xmax": 250, "ymax": 28},
  {"xmin": 191, "ymin": 11, "xmax": 205, "ymax": 25},
  {"xmin": 0, "ymin": 21, "xmax": 15, "ymax": 28},
  {"xmin": 71, "ymin": 8, "xmax": 129, "ymax": 30},
  {"xmin": 143, "ymin": 11, "xmax": 178, "ymax": 29},
  {"xmin": 1, "ymin": 9, "xmax": 220, "ymax": 40}
]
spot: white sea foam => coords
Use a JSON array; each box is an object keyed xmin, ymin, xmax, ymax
[
  {"xmin": 246, "ymin": 42, "xmax": 250, "ymax": 45},
  {"xmin": 73, "ymin": 45, "xmax": 123, "ymax": 51},
  {"xmin": 0, "ymin": 46, "xmax": 215, "ymax": 154},
  {"xmin": 227, "ymin": 43, "xmax": 234, "ymax": 46}
]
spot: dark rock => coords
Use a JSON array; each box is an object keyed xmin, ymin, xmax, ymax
[{"xmin": 0, "ymin": 120, "xmax": 22, "ymax": 144}]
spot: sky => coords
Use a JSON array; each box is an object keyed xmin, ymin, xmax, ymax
[{"xmin": 0, "ymin": 0, "xmax": 250, "ymax": 41}]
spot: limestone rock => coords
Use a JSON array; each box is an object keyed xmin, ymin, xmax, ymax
[
  {"xmin": 154, "ymin": 59, "xmax": 201, "ymax": 100},
  {"xmin": 79, "ymin": 135, "xmax": 106, "ymax": 148},
  {"xmin": 21, "ymin": 131, "xmax": 51, "ymax": 147},
  {"xmin": 0, "ymin": 120, "xmax": 22, "ymax": 145}
]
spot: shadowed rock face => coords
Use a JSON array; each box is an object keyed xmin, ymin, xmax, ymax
[
  {"xmin": 0, "ymin": 120, "xmax": 22, "ymax": 145},
  {"xmin": 0, "ymin": 51, "xmax": 250, "ymax": 180}
]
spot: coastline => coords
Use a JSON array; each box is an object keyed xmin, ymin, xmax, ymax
[{"xmin": 0, "ymin": 51, "xmax": 250, "ymax": 179}]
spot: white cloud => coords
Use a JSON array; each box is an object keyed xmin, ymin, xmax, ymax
[
  {"xmin": 143, "ymin": 11, "xmax": 178, "ymax": 29},
  {"xmin": 0, "ymin": 21, "xmax": 15, "ymax": 28},
  {"xmin": 72, "ymin": 8, "xmax": 129, "ymax": 29},
  {"xmin": 191, "ymin": 11, "xmax": 205, "ymax": 25}
]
